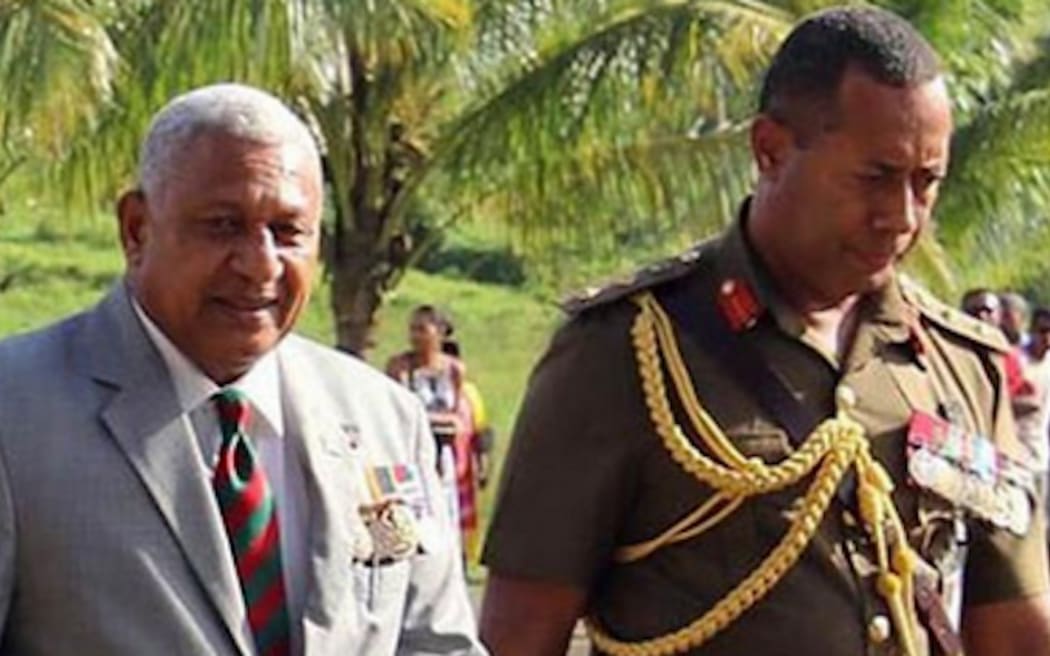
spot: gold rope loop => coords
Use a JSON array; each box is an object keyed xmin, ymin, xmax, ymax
[{"xmin": 585, "ymin": 293, "xmax": 920, "ymax": 656}]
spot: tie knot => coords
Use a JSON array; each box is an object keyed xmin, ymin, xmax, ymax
[{"xmin": 213, "ymin": 388, "xmax": 251, "ymax": 434}]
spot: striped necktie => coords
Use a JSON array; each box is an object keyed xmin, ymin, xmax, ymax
[{"xmin": 213, "ymin": 389, "xmax": 291, "ymax": 656}]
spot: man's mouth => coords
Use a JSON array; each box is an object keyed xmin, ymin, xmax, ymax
[
  {"xmin": 848, "ymin": 247, "xmax": 897, "ymax": 271},
  {"xmin": 212, "ymin": 297, "xmax": 279, "ymax": 314}
]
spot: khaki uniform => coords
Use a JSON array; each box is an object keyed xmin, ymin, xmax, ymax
[{"xmin": 483, "ymin": 216, "xmax": 1049, "ymax": 655}]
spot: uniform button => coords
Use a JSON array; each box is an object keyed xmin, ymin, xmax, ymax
[
  {"xmin": 867, "ymin": 614, "xmax": 892, "ymax": 644},
  {"xmin": 835, "ymin": 385, "xmax": 858, "ymax": 411}
]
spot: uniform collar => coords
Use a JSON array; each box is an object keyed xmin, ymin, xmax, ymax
[
  {"xmin": 715, "ymin": 200, "xmax": 805, "ymax": 337},
  {"xmin": 860, "ymin": 277, "xmax": 915, "ymax": 345},
  {"xmin": 131, "ymin": 299, "xmax": 284, "ymax": 436},
  {"xmin": 715, "ymin": 199, "xmax": 915, "ymax": 347}
]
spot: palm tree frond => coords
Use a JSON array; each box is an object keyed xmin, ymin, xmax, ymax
[{"xmin": 0, "ymin": 0, "xmax": 119, "ymax": 155}]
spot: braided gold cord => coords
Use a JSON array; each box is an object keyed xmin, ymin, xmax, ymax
[
  {"xmin": 635, "ymin": 293, "xmax": 839, "ymax": 495},
  {"xmin": 588, "ymin": 420, "xmax": 859, "ymax": 656},
  {"xmin": 584, "ymin": 293, "xmax": 920, "ymax": 656},
  {"xmin": 615, "ymin": 493, "xmax": 742, "ymax": 563}
]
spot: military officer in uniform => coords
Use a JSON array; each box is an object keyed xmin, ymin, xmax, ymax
[{"xmin": 481, "ymin": 6, "xmax": 1050, "ymax": 656}]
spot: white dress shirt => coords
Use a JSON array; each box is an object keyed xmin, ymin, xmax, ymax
[{"xmin": 133, "ymin": 302, "xmax": 310, "ymax": 653}]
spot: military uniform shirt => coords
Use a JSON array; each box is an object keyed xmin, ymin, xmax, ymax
[{"xmin": 484, "ymin": 216, "xmax": 1050, "ymax": 655}]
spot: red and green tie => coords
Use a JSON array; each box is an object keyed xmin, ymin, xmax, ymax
[{"xmin": 213, "ymin": 389, "xmax": 291, "ymax": 656}]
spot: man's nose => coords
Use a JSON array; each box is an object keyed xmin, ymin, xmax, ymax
[
  {"xmin": 874, "ymin": 182, "xmax": 921, "ymax": 235},
  {"xmin": 231, "ymin": 227, "xmax": 284, "ymax": 283}
]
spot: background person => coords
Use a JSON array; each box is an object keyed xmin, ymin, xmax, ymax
[
  {"xmin": 387, "ymin": 305, "xmax": 473, "ymax": 549},
  {"xmin": 0, "ymin": 84, "xmax": 482, "ymax": 656},
  {"xmin": 442, "ymin": 338, "xmax": 494, "ymax": 570},
  {"xmin": 1017, "ymin": 308, "xmax": 1050, "ymax": 504},
  {"xmin": 963, "ymin": 287, "xmax": 1031, "ymax": 399},
  {"xmin": 387, "ymin": 305, "xmax": 471, "ymax": 452},
  {"xmin": 1002, "ymin": 291, "xmax": 1032, "ymax": 348}
]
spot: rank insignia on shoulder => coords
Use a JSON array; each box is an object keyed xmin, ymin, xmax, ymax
[
  {"xmin": 898, "ymin": 276, "xmax": 1009, "ymax": 354},
  {"xmin": 561, "ymin": 245, "xmax": 706, "ymax": 315},
  {"xmin": 907, "ymin": 411, "xmax": 1034, "ymax": 535}
]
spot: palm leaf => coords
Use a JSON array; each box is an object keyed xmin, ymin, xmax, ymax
[{"xmin": 0, "ymin": 0, "xmax": 119, "ymax": 156}]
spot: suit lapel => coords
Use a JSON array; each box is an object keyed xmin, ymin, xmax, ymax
[
  {"xmin": 84, "ymin": 286, "xmax": 255, "ymax": 656},
  {"xmin": 278, "ymin": 342, "xmax": 364, "ymax": 646}
]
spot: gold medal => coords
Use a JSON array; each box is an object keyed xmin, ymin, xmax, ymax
[{"xmin": 360, "ymin": 500, "xmax": 419, "ymax": 562}]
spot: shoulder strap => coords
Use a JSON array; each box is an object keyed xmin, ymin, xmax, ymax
[{"xmin": 563, "ymin": 244, "xmax": 706, "ymax": 315}]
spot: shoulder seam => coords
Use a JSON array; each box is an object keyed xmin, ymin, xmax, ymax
[
  {"xmin": 900, "ymin": 277, "xmax": 1009, "ymax": 353},
  {"xmin": 561, "ymin": 244, "xmax": 706, "ymax": 315}
]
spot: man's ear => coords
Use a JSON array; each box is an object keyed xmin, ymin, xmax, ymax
[
  {"xmin": 117, "ymin": 190, "xmax": 149, "ymax": 270},
  {"xmin": 750, "ymin": 114, "xmax": 793, "ymax": 179}
]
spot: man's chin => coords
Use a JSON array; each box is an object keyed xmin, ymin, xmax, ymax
[
  {"xmin": 194, "ymin": 334, "xmax": 284, "ymax": 384},
  {"xmin": 812, "ymin": 267, "xmax": 895, "ymax": 309},
  {"xmin": 862, "ymin": 265, "xmax": 897, "ymax": 292}
]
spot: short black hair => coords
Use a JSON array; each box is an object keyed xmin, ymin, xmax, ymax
[
  {"xmin": 961, "ymin": 288, "xmax": 999, "ymax": 314},
  {"xmin": 1031, "ymin": 306, "xmax": 1050, "ymax": 326},
  {"xmin": 759, "ymin": 6, "xmax": 941, "ymax": 141},
  {"xmin": 411, "ymin": 304, "xmax": 453, "ymax": 337}
]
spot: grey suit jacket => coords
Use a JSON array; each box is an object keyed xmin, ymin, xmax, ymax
[{"xmin": 0, "ymin": 285, "xmax": 485, "ymax": 655}]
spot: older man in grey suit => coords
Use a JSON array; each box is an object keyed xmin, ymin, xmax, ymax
[{"xmin": 0, "ymin": 84, "xmax": 484, "ymax": 655}]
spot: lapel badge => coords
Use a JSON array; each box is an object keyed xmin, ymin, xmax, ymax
[
  {"xmin": 342, "ymin": 423, "xmax": 361, "ymax": 450},
  {"xmin": 717, "ymin": 278, "xmax": 761, "ymax": 332}
]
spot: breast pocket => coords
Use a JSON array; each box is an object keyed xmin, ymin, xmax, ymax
[
  {"xmin": 351, "ymin": 559, "xmax": 412, "ymax": 622},
  {"xmin": 730, "ymin": 426, "xmax": 792, "ymax": 463}
]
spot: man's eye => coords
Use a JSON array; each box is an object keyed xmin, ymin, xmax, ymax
[
  {"xmin": 857, "ymin": 171, "xmax": 886, "ymax": 185},
  {"xmin": 271, "ymin": 222, "xmax": 309, "ymax": 243},
  {"xmin": 915, "ymin": 171, "xmax": 944, "ymax": 192},
  {"xmin": 206, "ymin": 216, "xmax": 240, "ymax": 234}
]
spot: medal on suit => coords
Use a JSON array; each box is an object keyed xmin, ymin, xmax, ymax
[
  {"xmin": 359, "ymin": 500, "xmax": 419, "ymax": 562},
  {"xmin": 357, "ymin": 464, "xmax": 425, "ymax": 562}
]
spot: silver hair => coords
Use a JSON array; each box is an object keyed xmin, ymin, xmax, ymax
[
  {"xmin": 1001, "ymin": 291, "xmax": 1030, "ymax": 316},
  {"xmin": 138, "ymin": 83, "xmax": 320, "ymax": 196}
]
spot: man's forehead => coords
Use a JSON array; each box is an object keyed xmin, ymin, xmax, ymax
[
  {"xmin": 836, "ymin": 71, "xmax": 951, "ymax": 123},
  {"xmin": 164, "ymin": 133, "xmax": 320, "ymax": 188},
  {"xmin": 187, "ymin": 130, "xmax": 316, "ymax": 165}
]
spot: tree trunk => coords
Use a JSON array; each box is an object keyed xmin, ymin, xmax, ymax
[{"xmin": 328, "ymin": 233, "xmax": 387, "ymax": 357}]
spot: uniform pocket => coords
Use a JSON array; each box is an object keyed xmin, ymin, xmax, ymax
[
  {"xmin": 729, "ymin": 427, "xmax": 792, "ymax": 463},
  {"xmin": 351, "ymin": 559, "xmax": 412, "ymax": 619}
]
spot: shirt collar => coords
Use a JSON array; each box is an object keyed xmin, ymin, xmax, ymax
[{"xmin": 131, "ymin": 299, "xmax": 284, "ymax": 436}]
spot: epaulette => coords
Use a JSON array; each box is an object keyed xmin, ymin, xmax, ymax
[
  {"xmin": 561, "ymin": 245, "xmax": 705, "ymax": 315},
  {"xmin": 899, "ymin": 276, "xmax": 1009, "ymax": 354}
]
